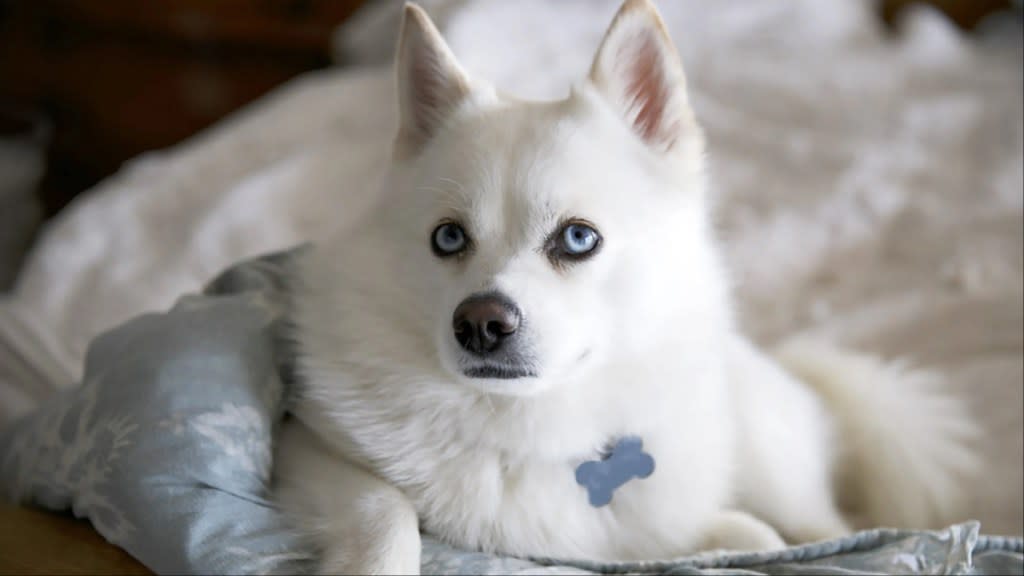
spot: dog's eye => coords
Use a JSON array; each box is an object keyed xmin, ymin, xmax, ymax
[
  {"xmin": 562, "ymin": 224, "xmax": 600, "ymax": 255},
  {"xmin": 432, "ymin": 222, "xmax": 469, "ymax": 257},
  {"xmin": 547, "ymin": 220, "xmax": 602, "ymax": 265}
]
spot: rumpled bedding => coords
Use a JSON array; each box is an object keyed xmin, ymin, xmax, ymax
[
  {"xmin": 2, "ymin": 248, "xmax": 1021, "ymax": 575},
  {"xmin": 0, "ymin": 0, "xmax": 1020, "ymax": 549}
]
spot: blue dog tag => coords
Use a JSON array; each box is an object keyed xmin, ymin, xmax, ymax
[{"xmin": 575, "ymin": 436, "xmax": 655, "ymax": 507}]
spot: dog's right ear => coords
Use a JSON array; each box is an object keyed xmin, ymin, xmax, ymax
[{"xmin": 395, "ymin": 3, "xmax": 472, "ymax": 155}]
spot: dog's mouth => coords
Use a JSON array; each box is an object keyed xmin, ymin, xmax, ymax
[{"xmin": 462, "ymin": 364, "xmax": 538, "ymax": 379}]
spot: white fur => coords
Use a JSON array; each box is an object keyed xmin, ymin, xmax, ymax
[
  {"xmin": 774, "ymin": 336, "xmax": 980, "ymax": 531},
  {"xmin": 274, "ymin": 1, "xmax": 979, "ymax": 573}
]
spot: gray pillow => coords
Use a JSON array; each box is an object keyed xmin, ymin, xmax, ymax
[{"xmin": 0, "ymin": 248, "xmax": 313, "ymax": 574}]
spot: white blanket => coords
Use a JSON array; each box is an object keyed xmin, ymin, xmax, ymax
[{"xmin": 2, "ymin": 0, "xmax": 1020, "ymax": 535}]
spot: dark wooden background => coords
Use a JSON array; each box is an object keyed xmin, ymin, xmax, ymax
[{"xmin": 0, "ymin": 0, "xmax": 368, "ymax": 216}]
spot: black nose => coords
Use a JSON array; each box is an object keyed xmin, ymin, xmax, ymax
[{"xmin": 453, "ymin": 292, "xmax": 522, "ymax": 355}]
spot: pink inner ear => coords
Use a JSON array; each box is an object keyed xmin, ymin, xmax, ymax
[
  {"xmin": 410, "ymin": 53, "xmax": 447, "ymax": 136},
  {"xmin": 624, "ymin": 35, "xmax": 675, "ymax": 148}
]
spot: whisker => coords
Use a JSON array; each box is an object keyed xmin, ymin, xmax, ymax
[{"xmin": 437, "ymin": 177, "xmax": 466, "ymax": 194}]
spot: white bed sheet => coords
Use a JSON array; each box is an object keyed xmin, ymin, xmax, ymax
[{"xmin": 1, "ymin": 0, "xmax": 1020, "ymax": 535}]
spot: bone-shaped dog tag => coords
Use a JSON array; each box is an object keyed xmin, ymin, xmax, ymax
[{"xmin": 575, "ymin": 436, "xmax": 655, "ymax": 507}]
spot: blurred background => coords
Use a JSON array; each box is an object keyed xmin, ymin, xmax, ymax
[
  {"xmin": 0, "ymin": 0, "xmax": 1020, "ymax": 289},
  {"xmin": 0, "ymin": 1, "xmax": 369, "ymax": 216},
  {"xmin": 0, "ymin": 0, "xmax": 368, "ymax": 287}
]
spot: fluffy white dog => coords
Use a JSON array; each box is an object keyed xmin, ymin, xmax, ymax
[{"xmin": 275, "ymin": 1, "xmax": 978, "ymax": 573}]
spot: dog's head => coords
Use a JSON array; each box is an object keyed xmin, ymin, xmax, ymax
[{"xmin": 325, "ymin": 0, "xmax": 730, "ymax": 397}]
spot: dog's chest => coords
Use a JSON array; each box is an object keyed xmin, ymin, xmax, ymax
[
  {"xmin": 406, "ymin": 414, "xmax": 735, "ymax": 560},
  {"xmin": 329, "ymin": 359, "xmax": 739, "ymax": 558}
]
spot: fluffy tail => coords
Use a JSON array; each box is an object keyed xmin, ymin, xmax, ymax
[{"xmin": 775, "ymin": 336, "xmax": 980, "ymax": 530}]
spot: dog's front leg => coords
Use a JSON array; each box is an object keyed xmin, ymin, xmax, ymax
[{"xmin": 274, "ymin": 420, "xmax": 421, "ymax": 575}]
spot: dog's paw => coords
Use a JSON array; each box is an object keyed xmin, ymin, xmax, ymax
[
  {"xmin": 318, "ymin": 540, "xmax": 420, "ymax": 576},
  {"xmin": 317, "ymin": 525, "xmax": 421, "ymax": 576},
  {"xmin": 315, "ymin": 491, "xmax": 422, "ymax": 575},
  {"xmin": 698, "ymin": 510, "xmax": 787, "ymax": 553}
]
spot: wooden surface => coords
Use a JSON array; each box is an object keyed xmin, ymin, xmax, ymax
[
  {"xmin": 0, "ymin": 503, "xmax": 151, "ymax": 575},
  {"xmin": 0, "ymin": 0, "xmax": 367, "ymax": 216}
]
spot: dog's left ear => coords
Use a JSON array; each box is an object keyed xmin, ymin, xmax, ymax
[{"xmin": 588, "ymin": 0, "xmax": 697, "ymax": 154}]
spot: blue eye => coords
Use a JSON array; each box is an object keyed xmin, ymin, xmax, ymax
[
  {"xmin": 432, "ymin": 222, "xmax": 469, "ymax": 257},
  {"xmin": 561, "ymin": 223, "xmax": 600, "ymax": 256}
]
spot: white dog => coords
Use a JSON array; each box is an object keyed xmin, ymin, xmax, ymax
[{"xmin": 276, "ymin": 1, "xmax": 978, "ymax": 573}]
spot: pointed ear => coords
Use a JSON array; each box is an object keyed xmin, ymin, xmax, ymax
[
  {"xmin": 588, "ymin": 0, "xmax": 697, "ymax": 153},
  {"xmin": 395, "ymin": 3, "xmax": 472, "ymax": 154}
]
